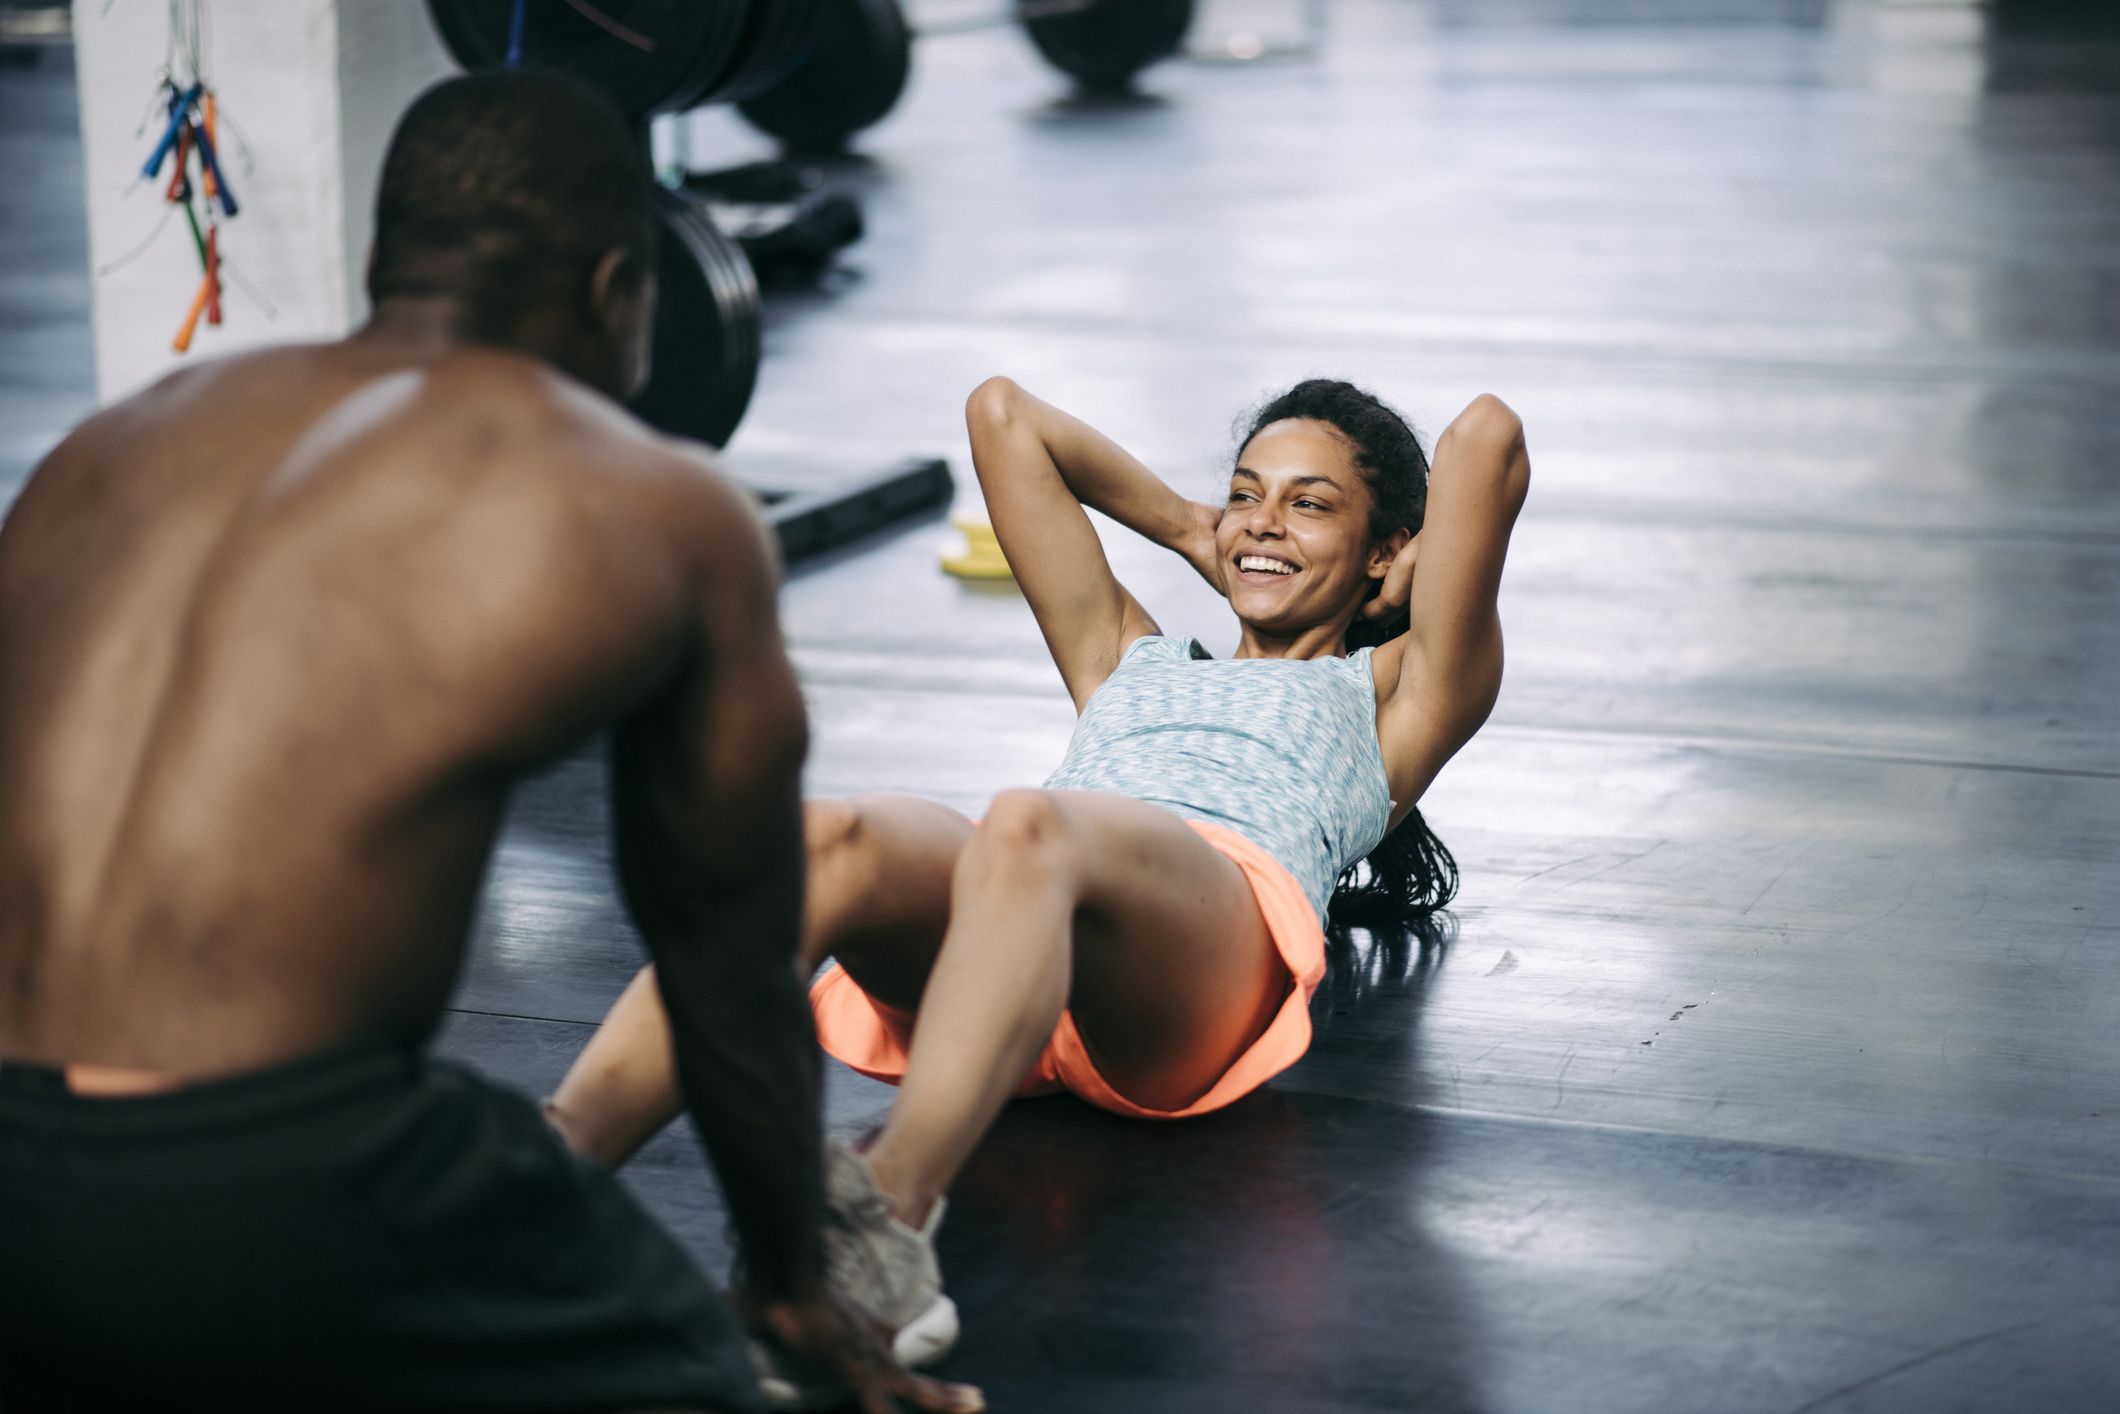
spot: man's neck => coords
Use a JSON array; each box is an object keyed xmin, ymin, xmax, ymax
[
  {"xmin": 357, "ymin": 295, "xmax": 597, "ymax": 392},
  {"xmin": 355, "ymin": 295, "xmax": 488, "ymax": 355}
]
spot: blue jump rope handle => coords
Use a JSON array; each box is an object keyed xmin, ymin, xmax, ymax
[
  {"xmin": 507, "ymin": 0, "xmax": 526, "ymax": 65},
  {"xmin": 189, "ymin": 114, "xmax": 239, "ymax": 218},
  {"xmin": 140, "ymin": 84, "xmax": 201, "ymax": 180}
]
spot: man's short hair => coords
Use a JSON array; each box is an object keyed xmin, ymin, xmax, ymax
[{"xmin": 369, "ymin": 69, "xmax": 655, "ymax": 307}]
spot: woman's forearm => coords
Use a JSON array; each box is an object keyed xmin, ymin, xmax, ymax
[{"xmin": 971, "ymin": 377, "xmax": 1203, "ymax": 556}]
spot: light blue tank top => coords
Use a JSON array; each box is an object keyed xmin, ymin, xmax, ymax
[{"xmin": 1041, "ymin": 635, "xmax": 1395, "ymax": 922}]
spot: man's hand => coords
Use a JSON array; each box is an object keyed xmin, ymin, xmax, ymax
[
  {"xmin": 750, "ymin": 1289, "xmax": 986, "ymax": 1414},
  {"xmin": 1176, "ymin": 499, "xmax": 1227, "ymax": 596},
  {"xmin": 1363, "ymin": 533, "xmax": 1420, "ymax": 622}
]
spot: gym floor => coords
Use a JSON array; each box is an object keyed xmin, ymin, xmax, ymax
[{"xmin": 7, "ymin": 2, "xmax": 2120, "ymax": 1409}]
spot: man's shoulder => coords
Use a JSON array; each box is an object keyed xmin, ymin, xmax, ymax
[
  {"xmin": 414, "ymin": 352, "xmax": 685, "ymax": 473},
  {"xmin": 411, "ymin": 351, "xmax": 773, "ymax": 571},
  {"xmin": 412, "ymin": 348, "xmax": 623, "ymax": 449}
]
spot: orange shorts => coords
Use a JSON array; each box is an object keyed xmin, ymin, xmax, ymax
[{"xmin": 808, "ymin": 817, "xmax": 1327, "ymax": 1121}]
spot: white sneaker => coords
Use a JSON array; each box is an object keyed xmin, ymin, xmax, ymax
[{"xmin": 750, "ymin": 1141, "xmax": 960, "ymax": 1411}]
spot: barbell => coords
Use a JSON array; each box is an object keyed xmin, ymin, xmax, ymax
[
  {"xmin": 426, "ymin": 0, "xmax": 824, "ymax": 114},
  {"xmin": 740, "ymin": 0, "xmax": 1196, "ymax": 151},
  {"xmin": 1014, "ymin": 0, "xmax": 1196, "ymax": 93},
  {"xmin": 426, "ymin": 1, "xmax": 1196, "ymax": 139}
]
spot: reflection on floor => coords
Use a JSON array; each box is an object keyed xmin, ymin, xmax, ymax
[{"xmin": 9, "ymin": 1, "xmax": 2120, "ymax": 1409}]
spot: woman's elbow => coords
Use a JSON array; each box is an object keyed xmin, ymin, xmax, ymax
[
  {"xmin": 1449, "ymin": 393, "xmax": 1528, "ymax": 475},
  {"xmin": 1449, "ymin": 394, "xmax": 1524, "ymax": 453}
]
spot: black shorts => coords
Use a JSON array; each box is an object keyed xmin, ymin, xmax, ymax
[{"xmin": 0, "ymin": 1043, "xmax": 764, "ymax": 1413}]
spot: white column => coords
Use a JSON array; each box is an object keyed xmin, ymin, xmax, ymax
[{"xmin": 73, "ymin": 1, "xmax": 454, "ymax": 404}]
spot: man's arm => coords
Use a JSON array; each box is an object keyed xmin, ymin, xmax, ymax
[
  {"xmin": 599, "ymin": 444, "xmax": 985, "ymax": 1414},
  {"xmin": 607, "ymin": 461, "xmax": 821, "ymax": 1301}
]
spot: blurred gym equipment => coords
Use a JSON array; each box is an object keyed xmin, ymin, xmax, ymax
[
  {"xmin": 427, "ymin": 0, "xmax": 950, "ymax": 558},
  {"xmin": 427, "ymin": 1, "xmax": 1196, "ymax": 157},
  {"xmin": 425, "ymin": 0, "xmax": 823, "ymax": 114},
  {"xmin": 627, "ymin": 190, "xmax": 759, "ymax": 450},
  {"xmin": 741, "ymin": 0, "xmax": 1196, "ymax": 151}
]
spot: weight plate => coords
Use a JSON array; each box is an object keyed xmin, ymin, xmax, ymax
[
  {"xmin": 736, "ymin": 0, "xmax": 911, "ymax": 153},
  {"xmin": 1023, "ymin": 0, "xmax": 1193, "ymax": 90},
  {"xmin": 425, "ymin": 0, "xmax": 747, "ymax": 118},
  {"xmin": 661, "ymin": 0, "xmax": 764, "ymax": 111},
  {"xmin": 629, "ymin": 190, "xmax": 762, "ymax": 449},
  {"xmin": 702, "ymin": 0, "xmax": 825, "ymax": 105}
]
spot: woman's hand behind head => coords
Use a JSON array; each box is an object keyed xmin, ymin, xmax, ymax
[
  {"xmin": 1181, "ymin": 499, "xmax": 1230, "ymax": 596},
  {"xmin": 1363, "ymin": 533, "xmax": 1419, "ymax": 622}
]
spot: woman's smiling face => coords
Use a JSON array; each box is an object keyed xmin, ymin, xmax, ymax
[{"xmin": 1217, "ymin": 418, "xmax": 1396, "ymax": 639}]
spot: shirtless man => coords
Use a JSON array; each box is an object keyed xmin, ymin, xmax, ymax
[{"xmin": 0, "ymin": 70, "xmax": 976, "ymax": 1414}]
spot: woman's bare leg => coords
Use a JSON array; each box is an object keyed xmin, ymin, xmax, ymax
[
  {"xmin": 861, "ymin": 789, "xmax": 1287, "ymax": 1224},
  {"xmin": 546, "ymin": 796, "xmax": 972, "ymax": 1167},
  {"xmin": 544, "ymin": 965, "xmax": 680, "ymax": 1166},
  {"xmin": 552, "ymin": 787, "xmax": 1287, "ymax": 1237},
  {"xmin": 798, "ymin": 796, "xmax": 973, "ymax": 1002}
]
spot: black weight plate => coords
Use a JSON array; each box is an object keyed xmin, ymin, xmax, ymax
[
  {"xmin": 629, "ymin": 191, "xmax": 762, "ymax": 448},
  {"xmin": 736, "ymin": 0, "xmax": 911, "ymax": 153},
  {"xmin": 696, "ymin": 201, "xmax": 764, "ymax": 351},
  {"xmin": 675, "ymin": 193, "xmax": 760, "ymax": 438},
  {"xmin": 426, "ymin": 0, "xmax": 744, "ymax": 117},
  {"xmin": 1023, "ymin": 0, "xmax": 1193, "ymax": 90},
  {"xmin": 706, "ymin": 0, "xmax": 825, "ymax": 106},
  {"xmin": 661, "ymin": 0, "xmax": 762, "ymax": 111}
]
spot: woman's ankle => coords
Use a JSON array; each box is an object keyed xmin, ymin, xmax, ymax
[{"xmin": 861, "ymin": 1133, "xmax": 942, "ymax": 1229}]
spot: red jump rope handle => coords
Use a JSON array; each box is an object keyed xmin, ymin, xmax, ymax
[
  {"xmin": 164, "ymin": 123, "xmax": 192, "ymax": 202},
  {"xmin": 204, "ymin": 226, "xmax": 222, "ymax": 326}
]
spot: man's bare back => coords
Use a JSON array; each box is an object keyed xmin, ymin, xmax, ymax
[{"xmin": 0, "ymin": 339, "xmax": 750, "ymax": 1079}]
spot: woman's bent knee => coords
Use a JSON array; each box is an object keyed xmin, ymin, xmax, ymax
[
  {"xmin": 978, "ymin": 789, "xmax": 1067, "ymax": 851},
  {"xmin": 804, "ymin": 798, "xmax": 863, "ymax": 857},
  {"xmin": 959, "ymin": 791, "xmax": 1075, "ymax": 898},
  {"xmin": 804, "ymin": 798, "xmax": 879, "ymax": 891}
]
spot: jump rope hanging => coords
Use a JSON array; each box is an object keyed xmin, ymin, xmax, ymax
[{"xmin": 132, "ymin": 1, "xmax": 244, "ymax": 354}]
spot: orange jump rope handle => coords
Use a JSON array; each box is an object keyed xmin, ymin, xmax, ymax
[
  {"xmin": 172, "ymin": 272, "xmax": 214, "ymax": 353},
  {"xmin": 202, "ymin": 93, "xmax": 218, "ymax": 201}
]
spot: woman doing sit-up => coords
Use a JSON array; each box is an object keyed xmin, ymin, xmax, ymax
[{"xmin": 546, "ymin": 376, "xmax": 1529, "ymax": 1404}]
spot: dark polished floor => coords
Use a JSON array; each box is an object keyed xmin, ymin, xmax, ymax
[{"xmin": 7, "ymin": 2, "xmax": 2120, "ymax": 1410}]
